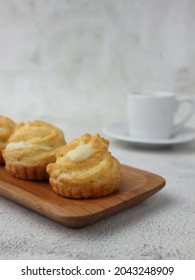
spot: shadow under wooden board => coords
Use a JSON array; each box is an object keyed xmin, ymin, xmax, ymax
[{"xmin": 0, "ymin": 165, "xmax": 165, "ymax": 228}]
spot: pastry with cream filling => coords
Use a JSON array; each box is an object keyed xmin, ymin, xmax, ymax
[
  {"xmin": 2, "ymin": 120, "xmax": 65, "ymax": 180},
  {"xmin": 46, "ymin": 133, "xmax": 121, "ymax": 199},
  {"xmin": 0, "ymin": 115, "xmax": 16, "ymax": 164}
]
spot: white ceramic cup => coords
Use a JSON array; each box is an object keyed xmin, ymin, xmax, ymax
[{"xmin": 127, "ymin": 91, "xmax": 195, "ymax": 140}]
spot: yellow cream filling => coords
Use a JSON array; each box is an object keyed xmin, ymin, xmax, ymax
[
  {"xmin": 66, "ymin": 143, "xmax": 96, "ymax": 162},
  {"xmin": 0, "ymin": 127, "xmax": 5, "ymax": 133},
  {"xmin": 6, "ymin": 141, "xmax": 52, "ymax": 151}
]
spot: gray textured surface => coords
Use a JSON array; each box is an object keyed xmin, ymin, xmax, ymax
[
  {"xmin": 1, "ymin": 0, "xmax": 195, "ymax": 127},
  {"xmin": 0, "ymin": 0, "xmax": 195, "ymax": 260},
  {"xmin": 0, "ymin": 139, "xmax": 195, "ymax": 260}
]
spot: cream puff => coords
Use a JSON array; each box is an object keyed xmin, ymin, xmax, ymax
[
  {"xmin": 46, "ymin": 133, "xmax": 121, "ymax": 199},
  {"xmin": 2, "ymin": 120, "xmax": 66, "ymax": 180},
  {"xmin": 0, "ymin": 115, "xmax": 16, "ymax": 164}
]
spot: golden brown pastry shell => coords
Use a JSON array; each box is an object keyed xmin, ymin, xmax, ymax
[
  {"xmin": 3, "ymin": 120, "xmax": 66, "ymax": 180},
  {"xmin": 5, "ymin": 161, "xmax": 50, "ymax": 181},
  {"xmin": 49, "ymin": 160, "xmax": 121, "ymax": 199},
  {"xmin": 47, "ymin": 133, "xmax": 121, "ymax": 199},
  {"xmin": 0, "ymin": 115, "xmax": 16, "ymax": 165}
]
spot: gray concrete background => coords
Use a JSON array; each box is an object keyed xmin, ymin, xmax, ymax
[
  {"xmin": 0, "ymin": 0, "xmax": 195, "ymax": 259},
  {"xmin": 0, "ymin": 0, "xmax": 195, "ymax": 132}
]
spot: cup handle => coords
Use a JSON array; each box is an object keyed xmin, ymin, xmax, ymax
[{"xmin": 173, "ymin": 98, "xmax": 195, "ymax": 134}]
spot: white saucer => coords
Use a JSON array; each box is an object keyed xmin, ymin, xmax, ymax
[{"xmin": 102, "ymin": 121, "xmax": 195, "ymax": 147}]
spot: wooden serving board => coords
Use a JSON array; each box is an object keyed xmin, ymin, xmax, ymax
[{"xmin": 0, "ymin": 165, "xmax": 165, "ymax": 228}]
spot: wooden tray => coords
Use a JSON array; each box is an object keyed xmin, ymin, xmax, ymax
[{"xmin": 0, "ymin": 165, "xmax": 165, "ymax": 228}]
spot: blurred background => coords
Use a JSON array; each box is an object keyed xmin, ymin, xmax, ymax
[{"xmin": 0, "ymin": 0, "xmax": 195, "ymax": 139}]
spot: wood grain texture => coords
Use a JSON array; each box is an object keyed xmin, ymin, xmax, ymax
[{"xmin": 0, "ymin": 165, "xmax": 165, "ymax": 228}]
